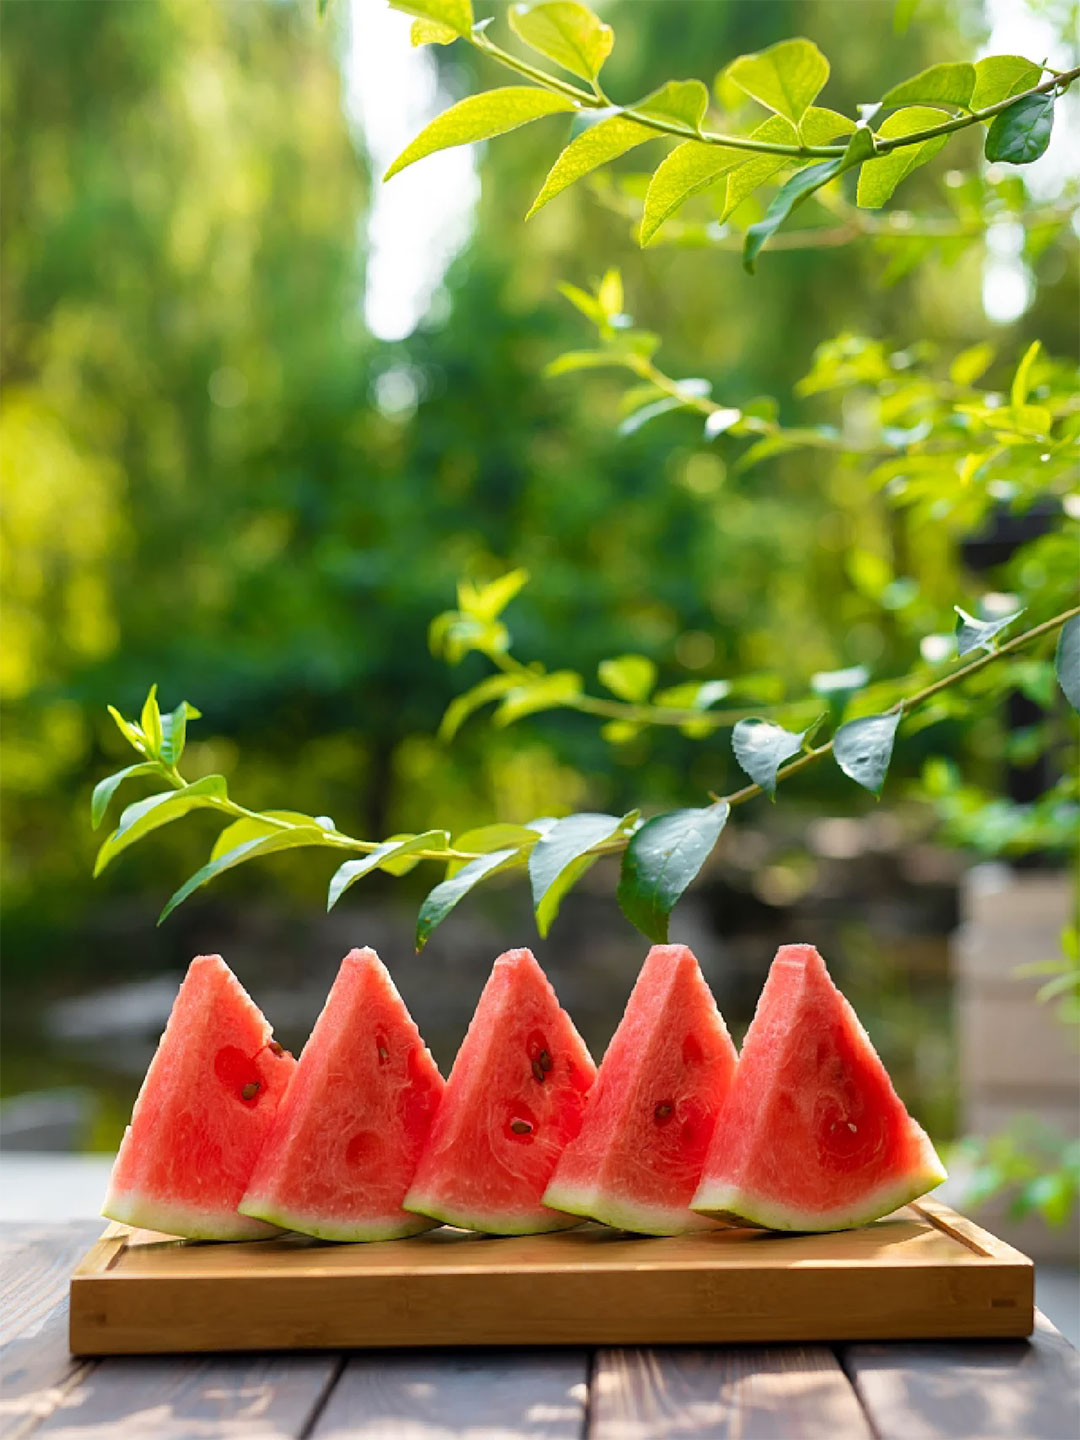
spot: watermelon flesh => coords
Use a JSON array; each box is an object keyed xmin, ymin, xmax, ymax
[
  {"xmin": 102, "ymin": 955, "xmax": 296, "ymax": 1240},
  {"xmin": 239, "ymin": 948, "xmax": 444, "ymax": 1241},
  {"xmin": 691, "ymin": 943, "xmax": 946, "ymax": 1232},
  {"xmin": 404, "ymin": 948, "xmax": 596, "ymax": 1234},
  {"xmin": 543, "ymin": 944, "xmax": 738, "ymax": 1235}
]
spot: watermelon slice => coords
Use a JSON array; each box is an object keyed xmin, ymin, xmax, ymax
[
  {"xmin": 691, "ymin": 943, "xmax": 946, "ymax": 1232},
  {"xmin": 543, "ymin": 944, "xmax": 738, "ymax": 1235},
  {"xmin": 239, "ymin": 948, "xmax": 444, "ymax": 1241},
  {"xmin": 404, "ymin": 948, "xmax": 596, "ymax": 1234},
  {"xmin": 102, "ymin": 954, "xmax": 296, "ymax": 1240}
]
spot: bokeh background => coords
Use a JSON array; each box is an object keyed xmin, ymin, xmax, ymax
[{"xmin": 1, "ymin": 0, "xmax": 1077, "ymax": 1266}]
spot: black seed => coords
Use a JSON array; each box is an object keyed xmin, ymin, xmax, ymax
[
  {"xmin": 654, "ymin": 1102, "xmax": 672, "ymax": 1121},
  {"xmin": 539, "ymin": 1049, "xmax": 553, "ymax": 1073},
  {"xmin": 242, "ymin": 1082, "xmax": 260, "ymax": 1101},
  {"xmin": 510, "ymin": 1119, "xmax": 532, "ymax": 1135},
  {"xmin": 531, "ymin": 1058, "xmax": 546, "ymax": 1083}
]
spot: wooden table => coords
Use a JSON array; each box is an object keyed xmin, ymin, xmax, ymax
[{"xmin": 3, "ymin": 1221, "xmax": 1077, "ymax": 1440}]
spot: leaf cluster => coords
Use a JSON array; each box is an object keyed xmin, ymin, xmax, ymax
[{"xmin": 380, "ymin": 2, "xmax": 1076, "ymax": 270}]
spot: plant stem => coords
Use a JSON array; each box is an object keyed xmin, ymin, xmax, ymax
[
  {"xmin": 470, "ymin": 31, "xmax": 1080, "ymax": 164},
  {"xmin": 717, "ymin": 604, "xmax": 1080, "ymax": 808}
]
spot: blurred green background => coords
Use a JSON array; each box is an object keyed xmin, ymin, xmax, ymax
[{"xmin": 1, "ymin": 0, "xmax": 1076, "ymax": 1174}]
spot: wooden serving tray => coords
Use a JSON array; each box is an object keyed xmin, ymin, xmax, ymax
[{"xmin": 69, "ymin": 1199, "xmax": 1033, "ymax": 1355}]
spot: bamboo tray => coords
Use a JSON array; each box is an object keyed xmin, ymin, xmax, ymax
[{"xmin": 69, "ymin": 1198, "xmax": 1033, "ymax": 1355}]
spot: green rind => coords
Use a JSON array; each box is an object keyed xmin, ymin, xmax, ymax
[
  {"xmin": 403, "ymin": 1191, "xmax": 585, "ymax": 1236},
  {"xmin": 238, "ymin": 1195, "xmax": 437, "ymax": 1243},
  {"xmin": 691, "ymin": 1163, "xmax": 946, "ymax": 1233},
  {"xmin": 103, "ymin": 1187, "xmax": 281, "ymax": 1242},
  {"xmin": 542, "ymin": 1181, "xmax": 720, "ymax": 1237}
]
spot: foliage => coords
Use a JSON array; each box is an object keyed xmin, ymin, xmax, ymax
[
  {"xmin": 958, "ymin": 1120, "xmax": 1079, "ymax": 1230},
  {"xmin": 378, "ymin": 1, "xmax": 1078, "ymax": 270}
]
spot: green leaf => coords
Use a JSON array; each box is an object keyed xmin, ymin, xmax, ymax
[
  {"xmin": 90, "ymin": 762, "xmax": 165, "ymax": 830},
  {"xmin": 744, "ymin": 157, "xmax": 843, "ymax": 273},
  {"xmin": 416, "ymin": 848, "xmax": 522, "ymax": 949},
  {"xmin": 726, "ymin": 39, "xmax": 829, "ymax": 125},
  {"xmin": 1010, "ymin": 339, "xmax": 1041, "ymax": 409},
  {"xmin": 384, "ymin": 88, "xmax": 577, "ymax": 181},
  {"xmin": 140, "ymin": 685, "xmax": 163, "ymax": 758},
  {"xmin": 388, "ymin": 0, "xmax": 473, "ymax": 37},
  {"xmin": 94, "ymin": 775, "xmax": 229, "ymax": 877},
  {"xmin": 635, "ymin": 79, "xmax": 709, "ymax": 131},
  {"xmin": 209, "ymin": 811, "xmax": 334, "ymax": 862},
  {"xmin": 412, "ymin": 17, "xmax": 461, "ymax": 46},
  {"xmin": 458, "ymin": 567, "xmax": 529, "ymax": 621},
  {"xmin": 617, "ymin": 802, "xmax": 729, "ymax": 943},
  {"xmin": 161, "ymin": 823, "xmax": 331, "ymax": 923},
  {"xmin": 954, "ymin": 605, "xmax": 1024, "ymax": 656},
  {"xmin": 439, "ymin": 672, "xmax": 523, "ymax": 742},
  {"xmin": 1055, "ymin": 614, "xmax": 1080, "ymax": 712},
  {"xmin": 556, "ymin": 279, "xmax": 606, "ymax": 323},
  {"xmin": 640, "ymin": 105, "xmax": 855, "ymax": 243},
  {"xmin": 949, "ymin": 342, "xmax": 995, "ymax": 386},
  {"xmin": 446, "ymin": 822, "xmax": 541, "ymax": 877},
  {"xmin": 508, "ymin": 2, "xmax": 613, "ymax": 81},
  {"xmin": 717, "ymin": 107, "xmax": 854, "ymax": 224},
  {"xmin": 529, "ymin": 810, "xmax": 636, "ymax": 936},
  {"xmin": 598, "ymin": 654, "xmax": 656, "ymax": 703},
  {"xmin": 971, "ymin": 55, "xmax": 1042, "ymax": 111},
  {"xmin": 159, "ymin": 699, "xmax": 201, "ymax": 765},
  {"xmin": 640, "ymin": 139, "xmax": 750, "ymax": 245},
  {"xmin": 856, "ymin": 106, "xmax": 949, "ymax": 208},
  {"xmin": 617, "ymin": 396, "xmax": 686, "ymax": 434},
  {"xmin": 328, "ymin": 830, "xmax": 450, "ymax": 911},
  {"xmin": 107, "ymin": 704, "xmax": 148, "ymax": 756},
  {"xmin": 881, "ymin": 63, "xmax": 975, "ymax": 109},
  {"xmin": 731, "ymin": 718, "xmax": 808, "ymax": 798},
  {"xmin": 984, "ymin": 93, "xmax": 1054, "ymax": 164},
  {"xmin": 494, "ymin": 669, "xmax": 583, "ymax": 724},
  {"xmin": 833, "ymin": 710, "xmax": 901, "ymax": 795},
  {"xmin": 528, "ymin": 115, "xmax": 655, "ymax": 219}
]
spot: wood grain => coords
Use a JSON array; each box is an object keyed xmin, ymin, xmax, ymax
[
  {"xmin": 310, "ymin": 1351, "xmax": 588, "ymax": 1439},
  {"xmin": 30, "ymin": 1355, "xmax": 341, "ymax": 1440},
  {"xmin": 841, "ymin": 1310, "xmax": 1080, "ymax": 1440},
  {"xmin": 68, "ymin": 1205, "xmax": 1034, "ymax": 1354},
  {"xmin": 589, "ymin": 1346, "xmax": 873, "ymax": 1440},
  {"xmin": 0, "ymin": 1221, "xmax": 102, "ymax": 1440}
]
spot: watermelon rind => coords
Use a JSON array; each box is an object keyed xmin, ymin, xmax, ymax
[
  {"xmin": 402, "ymin": 1192, "xmax": 585, "ymax": 1236},
  {"xmin": 692, "ymin": 1149, "xmax": 947, "ymax": 1234},
  {"xmin": 102, "ymin": 1184, "xmax": 282, "ymax": 1242},
  {"xmin": 238, "ymin": 1197, "xmax": 437, "ymax": 1243},
  {"xmin": 542, "ymin": 1180, "xmax": 720, "ymax": 1237}
]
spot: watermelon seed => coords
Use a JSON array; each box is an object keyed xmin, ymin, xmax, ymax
[
  {"xmin": 653, "ymin": 1102, "xmax": 673, "ymax": 1124},
  {"xmin": 531, "ymin": 1059, "xmax": 546, "ymax": 1084},
  {"xmin": 268, "ymin": 1040, "xmax": 284, "ymax": 1057},
  {"xmin": 378, "ymin": 1046, "xmax": 389, "ymax": 1063},
  {"xmin": 847, "ymin": 1122, "xmax": 858, "ymax": 1132},
  {"xmin": 539, "ymin": 1049, "xmax": 553, "ymax": 1073},
  {"xmin": 241, "ymin": 1082, "xmax": 260, "ymax": 1101},
  {"xmin": 510, "ymin": 1119, "xmax": 533, "ymax": 1135}
]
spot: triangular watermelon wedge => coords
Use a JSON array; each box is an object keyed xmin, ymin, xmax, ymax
[
  {"xmin": 102, "ymin": 954, "xmax": 297, "ymax": 1240},
  {"xmin": 691, "ymin": 943, "xmax": 946, "ymax": 1231},
  {"xmin": 543, "ymin": 944, "xmax": 738, "ymax": 1235},
  {"xmin": 239, "ymin": 948, "xmax": 444, "ymax": 1241},
  {"xmin": 404, "ymin": 948, "xmax": 596, "ymax": 1234}
]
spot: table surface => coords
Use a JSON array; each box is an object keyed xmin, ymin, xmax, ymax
[{"xmin": 3, "ymin": 1221, "xmax": 1078, "ymax": 1440}]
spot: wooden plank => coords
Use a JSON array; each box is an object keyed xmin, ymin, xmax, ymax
[
  {"xmin": 31, "ymin": 1355, "xmax": 343, "ymax": 1440},
  {"xmin": 68, "ymin": 1205, "xmax": 1035, "ymax": 1354},
  {"xmin": 0, "ymin": 1221, "xmax": 103, "ymax": 1440},
  {"xmin": 841, "ymin": 1309, "xmax": 1080, "ymax": 1440},
  {"xmin": 310, "ymin": 1351, "xmax": 587, "ymax": 1439},
  {"xmin": 589, "ymin": 1346, "xmax": 872, "ymax": 1440}
]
